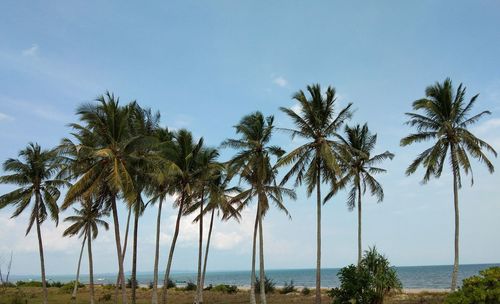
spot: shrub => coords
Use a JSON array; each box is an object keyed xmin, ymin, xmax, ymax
[
  {"xmin": 301, "ymin": 286, "xmax": 311, "ymax": 296},
  {"xmin": 16, "ymin": 281, "xmax": 42, "ymax": 287},
  {"xmin": 148, "ymin": 281, "xmax": 154, "ymax": 289},
  {"xmin": 126, "ymin": 277, "xmax": 138, "ymax": 289},
  {"xmin": 255, "ymin": 276, "xmax": 276, "ymax": 294},
  {"xmin": 280, "ymin": 280, "xmax": 296, "ymax": 294},
  {"xmin": 184, "ymin": 281, "xmax": 196, "ymax": 291},
  {"xmin": 8, "ymin": 288, "xmax": 26, "ymax": 304},
  {"xmin": 445, "ymin": 266, "xmax": 500, "ymax": 304},
  {"xmin": 48, "ymin": 281, "xmax": 63, "ymax": 288},
  {"xmin": 166, "ymin": 279, "xmax": 176, "ymax": 289},
  {"xmin": 212, "ymin": 284, "xmax": 238, "ymax": 294},
  {"xmin": 328, "ymin": 247, "xmax": 402, "ymax": 304},
  {"xmin": 99, "ymin": 293, "xmax": 112, "ymax": 302},
  {"xmin": 203, "ymin": 284, "xmax": 213, "ymax": 291},
  {"xmin": 102, "ymin": 284, "xmax": 115, "ymax": 290}
]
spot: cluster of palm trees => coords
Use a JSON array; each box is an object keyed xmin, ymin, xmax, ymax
[{"xmin": 0, "ymin": 79, "xmax": 495, "ymax": 304}]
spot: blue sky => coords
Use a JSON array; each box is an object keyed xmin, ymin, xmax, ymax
[{"xmin": 1, "ymin": 1, "xmax": 500, "ymax": 276}]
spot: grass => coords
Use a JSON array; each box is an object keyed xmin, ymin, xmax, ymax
[{"xmin": 0, "ymin": 286, "xmax": 448, "ymax": 304}]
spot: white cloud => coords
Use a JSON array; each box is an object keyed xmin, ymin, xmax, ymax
[
  {"xmin": 0, "ymin": 112, "xmax": 14, "ymax": 122},
  {"xmin": 474, "ymin": 118, "xmax": 500, "ymax": 134},
  {"xmin": 22, "ymin": 44, "xmax": 39, "ymax": 57},
  {"xmin": 273, "ymin": 76, "xmax": 288, "ymax": 87},
  {"xmin": 0, "ymin": 96, "xmax": 72, "ymax": 123}
]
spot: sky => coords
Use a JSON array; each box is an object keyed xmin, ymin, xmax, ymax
[{"xmin": 1, "ymin": 1, "xmax": 500, "ymax": 276}]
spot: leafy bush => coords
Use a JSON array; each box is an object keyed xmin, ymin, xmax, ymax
[
  {"xmin": 301, "ymin": 286, "xmax": 311, "ymax": 296},
  {"xmin": 166, "ymin": 279, "xmax": 176, "ymax": 289},
  {"xmin": 102, "ymin": 284, "xmax": 115, "ymax": 290},
  {"xmin": 255, "ymin": 276, "xmax": 276, "ymax": 294},
  {"xmin": 184, "ymin": 281, "xmax": 197, "ymax": 291},
  {"xmin": 148, "ymin": 281, "xmax": 154, "ymax": 289},
  {"xmin": 280, "ymin": 280, "xmax": 296, "ymax": 294},
  {"xmin": 99, "ymin": 293, "xmax": 112, "ymax": 302},
  {"xmin": 203, "ymin": 284, "xmax": 213, "ymax": 291},
  {"xmin": 212, "ymin": 284, "xmax": 238, "ymax": 294},
  {"xmin": 49, "ymin": 281, "xmax": 63, "ymax": 288},
  {"xmin": 445, "ymin": 266, "xmax": 500, "ymax": 304},
  {"xmin": 126, "ymin": 277, "xmax": 138, "ymax": 289},
  {"xmin": 328, "ymin": 247, "xmax": 402, "ymax": 304},
  {"xmin": 15, "ymin": 281, "xmax": 42, "ymax": 287},
  {"xmin": 7, "ymin": 288, "xmax": 26, "ymax": 304}
]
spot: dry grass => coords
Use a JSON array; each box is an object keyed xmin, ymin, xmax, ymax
[{"xmin": 0, "ymin": 286, "xmax": 448, "ymax": 304}]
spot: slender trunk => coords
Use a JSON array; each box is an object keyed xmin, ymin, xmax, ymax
[
  {"xmin": 35, "ymin": 193, "xmax": 48, "ymax": 304},
  {"xmin": 258, "ymin": 208, "xmax": 267, "ymax": 304},
  {"xmin": 315, "ymin": 167, "xmax": 322, "ymax": 304},
  {"xmin": 451, "ymin": 167, "xmax": 460, "ymax": 290},
  {"xmin": 115, "ymin": 207, "xmax": 132, "ymax": 302},
  {"xmin": 152, "ymin": 198, "xmax": 164, "ymax": 304},
  {"xmin": 87, "ymin": 227, "xmax": 95, "ymax": 304},
  {"xmin": 111, "ymin": 196, "xmax": 128, "ymax": 304},
  {"xmin": 201, "ymin": 208, "xmax": 215, "ymax": 292},
  {"xmin": 357, "ymin": 180, "xmax": 362, "ymax": 266},
  {"xmin": 71, "ymin": 235, "xmax": 87, "ymax": 300},
  {"xmin": 161, "ymin": 192, "xmax": 185, "ymax": 304},
  {"xmin": 195, "ymin": 192, "xmax": 205, "ymax": 304},
  {"xmin": 249, "ymin": 204, "xmax": 259, "ymax": 304},
  {"xmin": 131, "ymin": 198, "xmax": 140, "ymax": 304}
]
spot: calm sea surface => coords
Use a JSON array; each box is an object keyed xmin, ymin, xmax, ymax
[{"xmin": 9, "ymin": 263, "xmax": 498, "ymax": 289}]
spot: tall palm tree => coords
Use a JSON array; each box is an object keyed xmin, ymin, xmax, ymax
[
  {"xmin": 63, "ymin": 200, "xmax": 109, "ymax": 304},
  {"xmin": 326, "ymin": 123, "xmax": 394, "ymax": 265},
  {"xmin": 61, "ymin": 92, "xmax": 138, "ymax": 304},
  {"xmin": 400, "ymin": 78, "xmax": 496, "ymax": 290},
  {"xmin": 223, "ymin": 112, "xmax": 296, "ymax": 304},
  {"xmin": 0, "ymin": 143, "xmax": 67, "ymax": 304},
  {"xmin": 278, "ymin": 84, "xmax": 352, "ymax": 303},
  {"xmin": 161, "ymin": 129, "xmax": 205, "ymax": 304}
]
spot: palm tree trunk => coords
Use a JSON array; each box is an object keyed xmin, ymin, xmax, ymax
[
  {"xmin": 87, "ymin": 227, "xmax": 95, "ymax": 304},
  {"xmin": 249, "ymin": 204, "xmax": 259, "ymax": 304},
  {"xmin": 131, "ymin": 200, "xmax": 140, "ymax": 304},
  {"xmin": 200, "ymin": 208, "xmax": 215, "ymax": 293},
  {"xmin": 451, "ymin": 169, "xmax": 460, "ymax": 291},
  {"xmin": 162, "ymin": 192, "xmax": 185, "ymax": 304},
  {"xmin": 195, "ymin": 192, "xmax": 205, "ymax": 304},
  {"xmin": 35, "ymin": 194, "xmax": 48, "ymax": 304},
  {"xmin": 152, "ymin": 198, "xmax": 163, "ymax": 304},
  {"xmin": 71, "ymin": 235, "xmax": 87, "ymax": 300},
  {"xmin": 258, "ymin": 208, "xmax": 267, "ymax": 304},
  {"xmin": 357, "ymin": 181, "xmax": 362, "ymax": 266},
  {"xmin": 115, "ymin": 207, "xmax": 131, "ymax": 303},
  {"xmin": 111, "ymin": 196, "xmax": 128, "ymax": 304},
  {"xmin": 315, "ymin": 170, "xmax": 322, "ymax": 304}
]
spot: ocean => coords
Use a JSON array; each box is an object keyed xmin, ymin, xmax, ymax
[{"xmin": 9, "ymin": 263, "xmax": 498, "ymax": 289}]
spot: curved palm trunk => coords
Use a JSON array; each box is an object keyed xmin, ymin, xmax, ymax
[
  {"xmin": 35, "ymin": 195, "xmax": 48, "ymax": 304},
  {"xmin": 115, "ymin": 207, "xmax": 132, "ymax": 303},
  {"xmin": 87, "ymin": 227, "xmax": 95, "ymax": 304},
  {"xmin": 131, "ymin": 201, "xmax": 140, "ymax": 304},
  {"xmin": 162, "ymin": 193, "xmax": 185, "ymax": 304},
  {"xmin": 451, "ymin": 170, "xmax": 460, "ymax": 291},
  {"xmin": 151, "ymin": 198, "xmax": 164, "ymax": 304},
  {"xmin": 258, "ymin": 210, "xmax": 267, "ymax": 304},
  {"xmin": 71, "ymin": 235, "xmax": 87, "ymax": 300},
  {"xmin": 200, "ymin": 208, "xmax": 215, "ymax": 292},
  {"xmin": 195, "ymin": 193, "xmax": 205, "ymax": 304},
  {"xmin": 111, "ymin": 196, "xmax": 128, "ymax": 304},
  {"xmin": 357, "ymin": 181, "xmax": 362, "ymax": 266},
  {"xmin": 249, "ymin": 205, "xmax": 259, "ymax": 304},
  {"xmin": 315, "ymin": 171, "xmax": 322, "ymax": 304}
]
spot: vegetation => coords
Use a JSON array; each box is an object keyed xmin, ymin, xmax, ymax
[
  {"xmin": 0, "ymin": 78, "xmax": 496, "ymax": 304},
  {"xmin": 401, "ymin": 78, "xmax": 496, "ymax": 290},
  {"xmin": 280, "ymin": 280, "xmax": 296, "ymax": 294},
  {"xmin": 328, "ymin": 247, "xmax": 402, "ymax": 304},
  {"xmin": 445, "ymin": 266, "xmax": 500, "ymax": 304}
]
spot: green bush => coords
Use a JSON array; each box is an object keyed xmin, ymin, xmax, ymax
[
  {"xmin": 445, "ymin": 266, "xmax": 500, "ymax": 304},
  {"xmin": 166, "ymin": 279, "xmax": 176, "ymax": 289},
  {"xmin": 203, "ymin": 284, "xmax": 213, "ymax": 291},
  {"xmin": 99, "ymin": 293, "xmax": 112, "ymax": 302},
  {"xmin": 15, "ymin": 281, "xmax": 42, "ymax": 287},
  {"xmin": 184, "ymin": 281, "xmax": 196, "ymax": 291},
  {"xmin": 255, "ymin": 276, "xmax": 276, "ymax": 294},
  {"xmin": 212, "ymin": 284, "xmax": 238, "ymax": 294},
  {"xmin": 48, "ymin": 281, "xmax": 63, "ymax": 288},
  {"xmin": 328, "ymin": 247, "xmax": 402, "ymax": 304},
  {"xmin": 58, "ymin": 281, "xmax": 84, "ymax": 293},
  {"xmin": 126, "ymin": 277, "xmax": 138, "ymax": 289},
  {"xmin": 280, "ymin": 280, "xmax": 296, "ymax": 294},
  {"xmin": 301, "ymin": 286, "xmax": 311, "ymax": 296}
]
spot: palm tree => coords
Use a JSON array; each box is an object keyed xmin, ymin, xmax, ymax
[
  {"xmin": 0, "ymin": 143, "xmax": 67, "ymax": 304},
  {"xmin": 400, "ymin": 78, "xmax": 496, "ymax": 290},
  {"xmin": 63, "ymin": 200, "xmax": 109, "ymax": 304},
  {"xmin": 223, "ymin": 112, "xmax": 296, "ymax": 304},
  {"xmin": 61, "ymin": 92, "xmax": 138, "ymax": 304},
  {"xmin": 161, "ymin": 129, "xmax": 205, "ymax": 304},
  {"xmin": 326, "ymin": 123, "xmax": 394, "ymax": 265},
  {"xmin": 278, "ymin": 84, "xmax": 352, "ymax": 303}
]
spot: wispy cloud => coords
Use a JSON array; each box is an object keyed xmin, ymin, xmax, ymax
[
  {"xmin": 273, "ymin": 76, "xmax": 288, "ymax": 87},
  {"xmin": 0, "ymin": 112, "xmax": 14, "ymax": 122},
  {"xmin": 22, "ymin": 44, "xmax": 39, "ymax": 57},
  {"xmin": 1, "ymin": 96, "xmax": 72, "ymax": 124}
]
